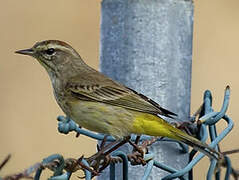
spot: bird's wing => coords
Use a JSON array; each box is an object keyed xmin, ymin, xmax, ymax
[{"xmin": 66, "ymin": 73, "xmax": 176, "ymax": 118}]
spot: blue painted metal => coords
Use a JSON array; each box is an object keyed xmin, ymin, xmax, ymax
[
  {"xmin": 34, "ymin": 154, "xmax": 66, "ymax": 180},
  {"xmin": 111, "ymin": 151, "xmax": 128, "ymax": 180},
  {"xmin": 142, "ymin": 161, "xmax": 153, "ymax": 180},
  {"xmin": 110, "ymin": 163, "xmax": 115, "ymax": 180},
  {"xmin": 207, "ymin": 160, "xmax": 217, "ymax": 180},
  {"xmin": 82, "ymin": 159, "xmax": 92, "ymax": 180},
  {"xmin": 224, "ymin": 156, "xmax": 232, "ymax": 180}
]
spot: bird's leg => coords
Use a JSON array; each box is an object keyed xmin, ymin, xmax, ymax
[
  {"xmin": 98, "ymin": 135, "xmax": 108, "ymax": 150},
  {"xmin": 135, "ymin": 135, "xmax": 141, "ymax": 145},
  {"xmin": 88, "ymin": 138, "xmax": 120, "ymax": 164},
  {"xmin": 127, "ymin": 137, "xmax": 158, "ymax": 166},
  {"xmin": 131, "ymin": 135, "xmax": 145, "ymax": 158},
  {"xmin": 96, "ymin": 137, "xmax": 131, "ymax": 172},
  {"xmin": 127, "ymin": 139, "xmax": 147, "ymax": 165},
  {"xmin": 128, "ymin": 139, "xmax": 145, "ymax": 155},
  {"xmin": 87, "ymin": 136, "xmax": 130, "ymax": 173},
  {"xmin": 103, "ymin": 136, "xmax": 130, "ymax": 156}
]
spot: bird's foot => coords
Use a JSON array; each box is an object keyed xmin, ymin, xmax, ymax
[
  {"xmin": 103, "ymin": 136, "xmax": 130, "ymax": 156},
  {"xmin": 87, "ymin": 136, "xmax": 129, "ymax": 173},
  {"xmin": 126, "ymin": 136, "xmax": 153, "ymax": 166},
  {"xmin": 128, "ymin": 151, "xmax": 146, "ymax": 166},
  {"xmin": 128, "ymin": 139, "xmax": 146, "ymax": 157}
]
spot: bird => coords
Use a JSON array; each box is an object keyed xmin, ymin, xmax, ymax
[{"xmin": 15, "ymin": 40, "xmax": 219, "ymax": 159}]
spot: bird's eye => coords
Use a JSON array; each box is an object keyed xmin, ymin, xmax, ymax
[{"xmin": 45, "ymin": 48, "xmax": 55, "ymax": 55}]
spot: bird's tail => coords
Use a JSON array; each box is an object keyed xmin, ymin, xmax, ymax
[
  {"xmin": 132, "ymin": 114, "xmax": 221, "ymax": 160},
  {"xmin": 168, "ymin": 126, "xmax": 221, "ymax": 160}
]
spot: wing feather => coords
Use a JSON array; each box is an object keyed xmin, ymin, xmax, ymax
[{"xmin": 66, "ymin": 74, "xmax": 177, "ymax": 118}]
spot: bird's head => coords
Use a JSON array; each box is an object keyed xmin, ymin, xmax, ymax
[{"xmin": 15, "ymin": 40, "xmax": 81, "ymax": 76}]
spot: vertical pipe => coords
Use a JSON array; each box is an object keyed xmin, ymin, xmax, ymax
[{"xmin": 99, "ymin": 0, "xmax": 194, "ymax": 179}]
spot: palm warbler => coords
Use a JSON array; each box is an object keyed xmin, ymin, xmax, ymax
[{"xmin": 16, "ymin": 40, "xmax": 218, "ymax": 159}]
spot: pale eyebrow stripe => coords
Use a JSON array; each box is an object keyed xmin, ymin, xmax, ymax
[{"xmin": 38, "ymin": 44, "xmax": 78, "ymax": 57}]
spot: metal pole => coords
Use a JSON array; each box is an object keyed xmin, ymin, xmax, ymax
[{"xmin": 99, "ymin": 0, "xmax": 194, "ymax": 179}]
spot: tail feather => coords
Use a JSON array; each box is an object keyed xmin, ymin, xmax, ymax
[
  {"xmin": 132, "ymin": 113, "xmax": 221, "ymax": 160},
  {"xmin": 169, "ymin": 127, "xmax": 221, "ymax": 160}
]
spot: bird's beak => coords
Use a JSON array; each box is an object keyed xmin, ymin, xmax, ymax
[{"xmin": 15, "ymin": 48, "xmax": 34, "ymax": 56}]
